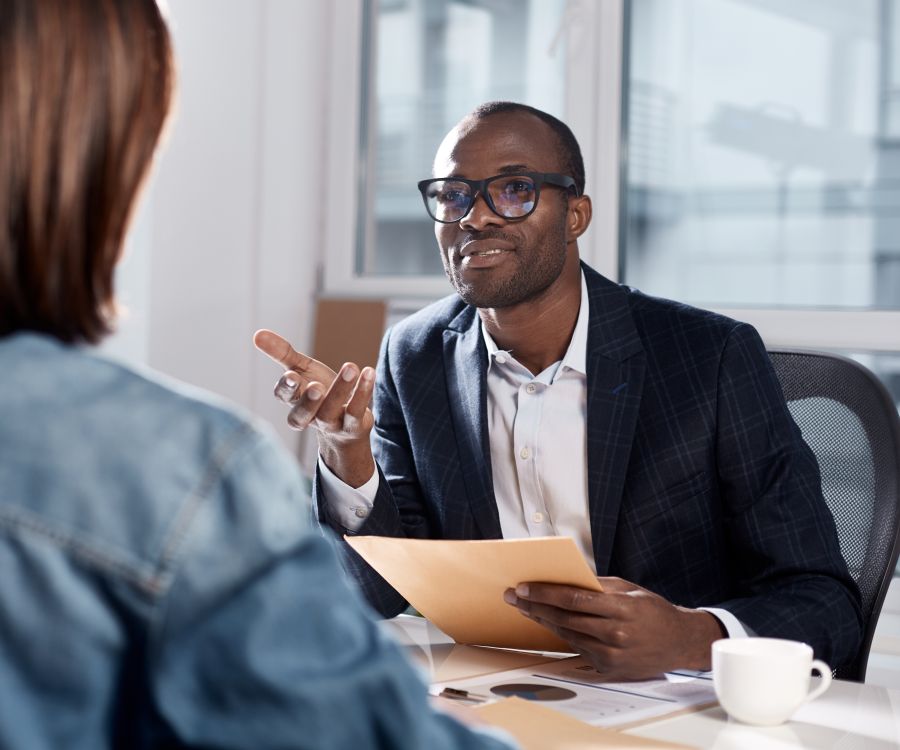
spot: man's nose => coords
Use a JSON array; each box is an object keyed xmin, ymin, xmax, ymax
[{"xmin": 458, "ymin": 191, "xmax": 506, "ymax": 231}]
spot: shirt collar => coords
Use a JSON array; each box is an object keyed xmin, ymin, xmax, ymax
[
  {"xmin": 560, "ymin": 271, "xmax": 589, "ymax": 376},
  {"xmin": 481, "ymin": 269, "xmax": 589, "ymax": 379}
]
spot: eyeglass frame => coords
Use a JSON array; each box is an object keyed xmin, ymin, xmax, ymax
[{"xmin": 416, "ymin": 172, "xmax": 579, "ymax": 224}]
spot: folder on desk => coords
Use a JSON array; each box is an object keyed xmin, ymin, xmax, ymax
[
  {"xmin": 345, "ymin": 535, "xmax": 603, "ymax": 652},
  {"xmin": 476, "ymin": 698, "xmax": 692, "ymax": 749}
]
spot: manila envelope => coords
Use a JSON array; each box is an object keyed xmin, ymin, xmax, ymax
[
  {"xmin": 345, "ymin": 535, "xmax": 603, "ymax": 652},
  {"xmin": 475, "ymin": 698, "xmax": 691, "ymax": 750}
]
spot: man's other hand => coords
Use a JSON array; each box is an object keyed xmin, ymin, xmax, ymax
[{"xmin": 503, "ymin": 577, "xmax": 725, "ymax": 681}]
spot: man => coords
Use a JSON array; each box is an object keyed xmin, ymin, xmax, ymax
[{"xmin": 255, "ymin": 102, "xmax": 861, "ymax": 681}]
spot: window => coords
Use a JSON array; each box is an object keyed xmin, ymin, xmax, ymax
[
  {"xmin": 623, "ymin": 0, "xmax": 900, "ymax": 311},
  {"xmin": 622, "ymin": 0, "xmax": 900, "ymax": 404}
]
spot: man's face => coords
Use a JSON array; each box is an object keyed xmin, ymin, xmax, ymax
[{"xmin": 431, "ymin": 113, "xmax": 573, "ymax": 309}]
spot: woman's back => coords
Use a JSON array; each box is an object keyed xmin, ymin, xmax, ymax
[
  {"xmin": 0, "ymin": 332, "xmax": 305, "ymax": 746},
  {"xmin": 0, "ymin": 333, "xmax": 513, "ymax": 749}
]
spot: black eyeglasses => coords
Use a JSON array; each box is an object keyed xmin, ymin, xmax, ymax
[{"xmin": 417, "ymin": 172, "xmax": 578, "ymax": 224}]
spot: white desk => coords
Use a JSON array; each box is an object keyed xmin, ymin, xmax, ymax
[
  {"xmin": 632, "ymin": 678, "xmax": 900, "ymax": 749},
  {"xmin": 383, "ymin": 616, "xmax": 900, "ymax": 749}
]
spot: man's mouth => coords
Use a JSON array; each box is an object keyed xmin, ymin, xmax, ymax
[{"xmin": 459, "ymin": 238, "xmax": 516, "ymax": 259}]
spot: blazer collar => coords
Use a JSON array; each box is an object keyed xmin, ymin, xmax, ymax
[
  {"xmin": 581, "ymin": 262, "xmax": 646, "ymax": 574},
  {"xmin": 442, "ymin": 305, "xmax": 502, "ymax": 538}
]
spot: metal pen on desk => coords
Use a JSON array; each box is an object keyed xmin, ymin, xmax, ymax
[{"xmin": 439, "ymin": 687, "xmax": 490, "ymax": 704}]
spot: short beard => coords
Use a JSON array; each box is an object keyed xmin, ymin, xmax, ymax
[{"xmin": 444, "ymin": 220, "xmax": 569, "ymax": 309}]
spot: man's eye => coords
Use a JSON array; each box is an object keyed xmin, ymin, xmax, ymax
[
  {"xmin": 438, "ymin": 189, "xmax": 467, "ymax": 204},
  {"xmin": 502, "ymin": 179, "xmax": 534, "ymax": 195}
]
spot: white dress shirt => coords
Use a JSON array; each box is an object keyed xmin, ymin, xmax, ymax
[
  {"xmin": 481, "ymin": 273, "xmax": 593, "ymax": 570},
  {"xmin": 318, "ymin": 271, "xmax": 748, "ymax": 638}
]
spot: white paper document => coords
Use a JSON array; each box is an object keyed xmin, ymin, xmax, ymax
[{"xmin": 433, "ymin": 656, "xmax": 717, "ymax": 729}]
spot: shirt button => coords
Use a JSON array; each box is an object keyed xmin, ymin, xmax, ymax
[
  {"xmin": 525, "ymin": 383, "xmax": 536, "ymax": 394},
  {"xmin": 533, "ymin": 512, "xmax": 544, "ymax": 523},
  {"xmin": 495, "ymin": 353, "xmax": 508, "ymax": 364},
  {"xmin": 354, "ymin": 507, "xmax": 368, "ymax": 519},
  {"xmin": 519, "ymin": 447, "xmax": 530, "ymax": 460}
]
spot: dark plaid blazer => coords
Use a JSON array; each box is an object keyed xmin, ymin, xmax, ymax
[{"xmin": 316, "ymin": 263, "xmax": 862, "ymax": 670}]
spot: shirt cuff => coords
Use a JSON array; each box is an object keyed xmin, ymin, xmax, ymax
[
  {"xmin": 700, "ymin": 607, "xmax": 753, "ymax": 639},
  {"xmin": 317, "ymin": 456, "xmax": 379, "ymax": 532}
]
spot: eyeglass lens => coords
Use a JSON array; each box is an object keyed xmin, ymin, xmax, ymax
[{"xmin": 424, "ymin": 175, "xmax": 538, "ymax": 222}]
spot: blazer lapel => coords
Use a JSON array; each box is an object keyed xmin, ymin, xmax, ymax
[
  {"xmin": 582, "ymin": 265, "xmax": 646, "ymax": 574},
  {"xmin": 442, "ymin": 308, "xmax": 502, "ymax": 539}
]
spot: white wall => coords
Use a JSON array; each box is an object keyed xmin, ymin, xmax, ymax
[{"xmin": 106, "ymin": 0, "xmax": 340, "ymax": 452}]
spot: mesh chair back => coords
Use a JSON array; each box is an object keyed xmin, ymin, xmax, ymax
[{"xmin": 769, "ymin": 350, "xmax": 900, "ymax": 681}]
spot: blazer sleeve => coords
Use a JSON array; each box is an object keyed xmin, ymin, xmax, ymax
[{"xmin": 712, "ymin": 323, "xmax": 863, "ymax": 669}]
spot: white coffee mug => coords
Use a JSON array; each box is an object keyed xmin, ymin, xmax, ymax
[{"xmin": 712, "ymin": 637, "xmax": 832, "ymax": 726}]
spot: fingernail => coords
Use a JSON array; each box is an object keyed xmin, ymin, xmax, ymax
[
  {"xmin": 362, "ymin": 367, "xmax": 374, "ymax": 382},
  {"xmin": 307, "ymin": 388, "xmax": 322, "ymax": 401},
  {"xmin": 287, "ymin": 416, "xmax": 305, "ymax": 431},
  {"xmin": 503, "ymin": 589, "xmax": 517, "ymax": 605},
  {"xmin": 284, "ymin": 375, "xmax": 297, "ymax": 389},
  {"xmin": 515, "ymin": 584, "xmax": 529, "ymax": 598},
  {"xmin": 342, "ymin": 367, "xmax": 357, "ymax": 382}
]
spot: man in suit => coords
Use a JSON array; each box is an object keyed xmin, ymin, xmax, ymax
[{"xmin": 255, "ymin": 102, "xmax": 861, "ymax": 681}]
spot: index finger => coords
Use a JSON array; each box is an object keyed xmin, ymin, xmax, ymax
[{"xmin": 253, "ymin": 329, "xmax": 336, "ymax": 381}]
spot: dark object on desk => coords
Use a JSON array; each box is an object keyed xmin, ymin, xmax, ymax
[
  {"xmin": 769, "ymin": 349, "xmax": 900, "ymax": 682},
  {"xmin": 490, "ymin": 683, "xmax": 577, "ymax": 702}
]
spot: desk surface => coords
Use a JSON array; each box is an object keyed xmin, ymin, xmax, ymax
[
  {"xmin": 632, "ymin": 677, "xmax": 900, "ymax": 749},
  {"xmin": 383, "ymin": 615, "xmax": 900, "ymax": 749}
]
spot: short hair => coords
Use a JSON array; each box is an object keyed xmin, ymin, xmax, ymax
[
  {"xmin": 467, "ymin": 101, "xmax": 586, "ymax": 197},
  {"xmin": 0, "ymin": 0, "xmax": 175, "ymax": 344}
]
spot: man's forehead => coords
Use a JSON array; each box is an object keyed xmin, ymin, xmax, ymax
[{"xmin": 432, "ymin": 113, "xmax": 559, "ymax": 177}]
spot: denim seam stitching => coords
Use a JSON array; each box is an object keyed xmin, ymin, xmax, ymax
[
  {"xmin": 153, "ymin": 422, "xmax": 259, "ymax": 587},
  {"xmin": 0, "ymin": 505, "xmax": 159, "ymax": 594}
]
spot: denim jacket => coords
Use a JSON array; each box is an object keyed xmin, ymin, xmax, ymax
[{"xmin": 0, "ymin": 333, "xmax": 513, "ymax": 750}]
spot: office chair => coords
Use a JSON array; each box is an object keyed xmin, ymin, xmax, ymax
[{"xmin": 768, "ymin": 349, "xmax": 900, "ymax": 682}]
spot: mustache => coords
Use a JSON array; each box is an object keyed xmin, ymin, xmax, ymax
[{"xmin": 455, "ymin": 230, "xmax": 518, "ymax": 246}]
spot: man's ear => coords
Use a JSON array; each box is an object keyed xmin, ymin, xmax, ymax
[{"xmin": 566, "ymin": 194, "xmax": 592, "ymax": 241}]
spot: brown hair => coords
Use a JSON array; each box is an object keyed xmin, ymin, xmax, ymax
[{"xmin": 0, "ymin": 0, "xmax": 175, "ymax": 344}]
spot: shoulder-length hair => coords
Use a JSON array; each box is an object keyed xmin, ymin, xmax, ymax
[{"xmin": 0, "ymin": 0, "xmax": 175, "ymax": 344}]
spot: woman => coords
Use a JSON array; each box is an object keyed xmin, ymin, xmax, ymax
[{"xmin": 0, "ymin": 2, "xmax": 512, "ymax": 748}]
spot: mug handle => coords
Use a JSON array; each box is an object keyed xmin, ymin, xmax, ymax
[{"xmin": 805, "ymin": 659, "xmax": 833, "ymax": 703}]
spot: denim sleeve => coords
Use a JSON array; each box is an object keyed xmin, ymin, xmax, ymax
[{"xmin": 148, "ymin": 423, "xmax": 514, "ymax": 750}]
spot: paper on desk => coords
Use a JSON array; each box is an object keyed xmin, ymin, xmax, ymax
[
  {"xmin": 474, "ymin": 698, "xmax": 691, "ymax": 750},
  {"xmin": 345, "ymin": 535, "xmax": 603, "ymax": 652},
  {"xmin": 440, "ymin": 656, "xmax": 718, "ymax": 730}
]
